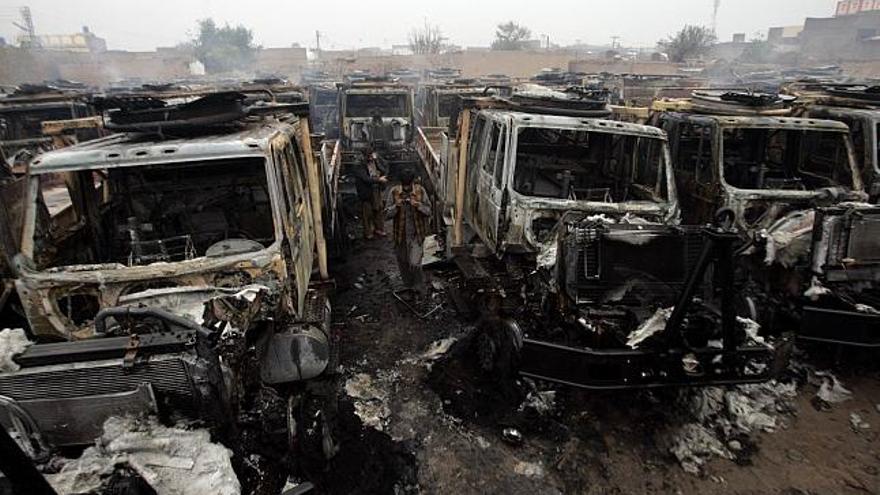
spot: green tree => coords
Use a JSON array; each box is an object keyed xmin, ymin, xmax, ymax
[
  {"xmin": 658, "ymin": 25, "xmax": 717, "ymax": 63},
  {"xmin": 189, "ymin": 19, "xmax": 258, "ymax": 73},
  {"xmin": 491, "ymin": 21, "xmax": 531, "ymax": 51}
]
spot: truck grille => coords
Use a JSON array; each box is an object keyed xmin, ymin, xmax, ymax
[
  {"xmin": 0, "ymin": 355, "xmax": 197, "ymax": 409},
  {"xmin": 564, "ymin": 225, "xmax": 705, "ymax": 305},
  {"xmin": 847, "ymin": 215, "xmax": 880, "ymax": 263}
]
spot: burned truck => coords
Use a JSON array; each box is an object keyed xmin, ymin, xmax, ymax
[
  {"xmin": 422, "ymin": 90, "xmax": 785, "ymax": 389},
  {"xmin": 338, "ymin": 80, "xmax": 414, "ymax": 160},
  {"xmin": 0, "ymin": 93, "xmax": 336, "ymax": 489},
  {"xmin": 415, "ymin": 81, "xmax": 487, "ymax": 129},
  {"xmin": 652, "ymin": 91, "xmax": 880, "ymax": 347},
  {"xmin": 0, "ymin": 84, "xmax": 99, "ymax": 176},
  {"xmin": 787, "ymin": 84, "xmax": 880, "ymax": 200},
  {"xmin": 308, "ymin": 83, "xmax": 340, "ymax": 139}
]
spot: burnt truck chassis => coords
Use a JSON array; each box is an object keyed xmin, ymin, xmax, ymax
[
  {"xmin": 0, "ymin": 289, "xmax": 335, "ymax": 492},
  {"xmin": 796, "ymin": 206, "xmax": 880, "ymax": 347},
  {"xmin": 455, "ymin": 215, "xmax": 788, "ymax": 390}
]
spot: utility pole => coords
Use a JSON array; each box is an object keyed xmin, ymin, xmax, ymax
[
  {"xmin": 712, "ymin": 0, "xmax": 721, "ymax": 34},
  {"xmin": 13, "ymin": 6, "xmax": 40, "ymax": 48},
  {"xmin": 611, "ymin": 36, "xmax": 620, "ymax": 50},
  {"xmin": 315, "ymin": 30, "xmax": 322, "ymax": 59}
]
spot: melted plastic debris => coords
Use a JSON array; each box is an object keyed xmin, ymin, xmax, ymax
[
  {"xmin": 626, "ymin": 307, "xmax": 673, "ymax": 349},
  {"xmin": 763, "ymin": 210, "xmax": 815, "ymax": 267},
  {"xmin": 850, "ymin": 413, "xmax": 871, "ymax": 431},
  {"xmin": 513, "ymin": 460, "xmax": 545, "ymax": 478},
  {"xmin": 0, "ymin": 328, "xmax": 32, "ymax": 373},
  {"xmin": 48, "ymin": 416, "xmax": 240, "ymax": 495},
  {"xmin": 421, "ymin": 234, "xmax": 443, "ymax": 266},
  {"xmin": 666, "ymin": 380, "xmax": 797, "ymax": 475},
  {"xmin": 804, "ymin": 277, "xmax": 832, "ymax": 300},
  {"xmin": 815, "ymin": 371, "xmax": 853, "ymax": 404},
  {"xmin": 344, "ymin": 371, "xmax": 397, "ymax": 432},
  {"xmin": 855, "ymin": 303, "xmax": 880, "ymax": 315},
  {"xmin": 421, "ymin": 338, "xmax": 458, "ymax": 361},
  {"xmin": 536, "ymin": 241, "xmax": 558, "ymax": 270},
  {"xmin": 518, "ymin": 390, "xmax": 557, "ymax": 415},
  {"xmin": 738, "ymin": 317, "xmax": 771, "ymax": 348},
  {"xmin": 119, "ymin": 284, "xmax": 270, "ymax": 325},
  {"xmin": 669, "ymin": 423, "xmax": 732, "ymax": 475}
]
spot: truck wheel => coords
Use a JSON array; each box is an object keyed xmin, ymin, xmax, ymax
[{"xmin": 475, "ymin": 319, "xmax": 522, "ymax": 379}]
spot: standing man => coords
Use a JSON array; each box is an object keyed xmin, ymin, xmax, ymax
[
  {"xmin": 387, "ymin": 169, "xmax": 432, "ymax": 296},
  {"xmin": 352, "ymin": 148, "xmax": 388, "ymax": 240}
]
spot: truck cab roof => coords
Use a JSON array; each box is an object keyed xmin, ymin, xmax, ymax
[
  {"xmin": 481, "ymin": 110, "xmax": 667, "ymax": 138},
  {"xmin": 29, "ymin": 119, "xmax": 295, "ymax": 175}
]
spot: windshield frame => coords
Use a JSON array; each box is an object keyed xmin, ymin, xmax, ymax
[
  {"xmin": 21, "ymin": 156, "xmax": 283, "ymax": 270},
  {"xmin": 344, "ymin": 91, "xmax": 411, "ymax": 119},
  {"xmin": 508, "ymin": 122, "xmax": 676, "ymax": 210},
  {"xmin": 717, "ymin": 124, "xmax": 864, "ymax": 195}
]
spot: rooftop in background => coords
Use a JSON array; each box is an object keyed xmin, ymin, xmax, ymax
[{"xmin": 836, "ymin": 0, "xmax": 880, "ymax": 16}]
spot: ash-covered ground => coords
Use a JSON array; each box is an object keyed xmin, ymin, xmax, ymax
[{"xmin": 323, "ymin": 225, "xmax": 880, "ymax": 495}]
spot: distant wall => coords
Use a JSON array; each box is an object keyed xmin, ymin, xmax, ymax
[
  {"xmin": 312, "ymin": 50, "xmax": 680, "ymax": 79},
  {"xmin": 0, "ymin": 47, "xmax": 192, "ymax": 86},
  {"xmin": 800, "ymin": 12, "xmax": 880, "ymax": 62},
  {"xmin": 255, "ymin": 47, "xmax": 308, "ymax": 79}
]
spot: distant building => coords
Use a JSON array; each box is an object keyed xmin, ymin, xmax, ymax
[
  {"xmin": 801, "ymin": 9, "xmax": 880, "ymax": 60},
  {"xmin": 31, "ymin": 26, "xmax": 107, "ymax": 53},
  {"xmin": 836, "ymin": 0, "xmax": 880, "ymax": 16},
  {"xmin": 711, "ymin": 34, "xmax": 752, "ymax": 61},
  {"xmin": 767, "ymin": 25, "xmax": 804, "ymax": 44},
  {"xmin": 391, "ymin": 44, "xmax": 413, "ymax": 56}
]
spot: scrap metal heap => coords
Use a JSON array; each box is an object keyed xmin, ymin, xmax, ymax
[
  {"xmin": 418, "ymin": 88, "xmax": 788, "ymax": 390},
  {"xmin": 0, "ymin": 90, "xmax": 337, "ymax": 494}
]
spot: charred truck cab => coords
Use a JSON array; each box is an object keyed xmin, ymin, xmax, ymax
[
  {"xmin": 415, "ymin": 81, "xmax": 487, "ymax": 130},
  {"xmin": 308, "ymin": 83, "xmax": 341, "ymax": 140},
  {"xmin": 431, "ymin": 91, "xmax": 785, "ymax": 390},
  {"xmin": 786, "ymin": 84, "xmax": 880, "ymax": 201},
  {"xmin": 339, "ymin": 80, "xmax": 414, "ymax": 161},
  {"xmin": 0, "ymin": 86, "xmax": 99, "ymax": 175},
  {"xmin": 653, "ymin": 91, "xmax": 880, "ymax": 347},
  {"xmin": 2, "ymin": 95, "xmax": 336, "ymax": 466}
]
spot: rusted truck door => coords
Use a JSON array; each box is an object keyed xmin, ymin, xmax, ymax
[
  {"xmin": 464, "ymin": 115, "xmax": 489, "ymax": 239},
  {"xmin": 475, "ymin": 120, "xmax": 509, "ymax": 248},
  {"xmin": 272, "ymin": 137, "xmax": 315, "ymax": 317}
]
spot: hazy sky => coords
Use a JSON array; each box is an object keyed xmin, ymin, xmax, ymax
[{"xmin": 0, "ymin": 0, "xmax": 838, "ymax": 51}]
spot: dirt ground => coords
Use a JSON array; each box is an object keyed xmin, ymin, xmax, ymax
[{"xmin": 324, "ymin": 227, "xmax": 880, "ymax": 495}]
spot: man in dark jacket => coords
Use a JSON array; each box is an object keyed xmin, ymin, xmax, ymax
[{"xmin": 351, "ymin": 149, "xmax": 388, "ymax": 240}]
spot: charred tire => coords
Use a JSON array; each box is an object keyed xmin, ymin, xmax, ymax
[{"xmin": 475, "ymin": 318, "xmax": 522, "ymax": 380}]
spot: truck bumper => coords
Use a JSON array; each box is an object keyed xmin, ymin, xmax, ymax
[
  {"xmin": 518, "ymin": 337, "xmax": 791, "ymax": 390},
  {"xmin": 800, "ymin": 306, "xmax": 880, "ymax": 347}
]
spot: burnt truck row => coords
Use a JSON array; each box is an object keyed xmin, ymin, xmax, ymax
[
  {"xmin": 412, "ymin": 83, "xmax": 880, "ymax": 390},
  {"xmin": 0, "ymin": 75, "xmax": 878, "ymax": 490}
]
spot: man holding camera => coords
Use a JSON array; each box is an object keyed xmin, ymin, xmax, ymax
[{"xmin": 386, "ymin": 169, "xmax": 432, "ymax": 296}]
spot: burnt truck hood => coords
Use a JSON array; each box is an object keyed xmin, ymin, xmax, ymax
[
  {"xmin": 511, "ymin": 196, "xmax": 677, "ymax": 253},
  {"xmin": 725, "ymin": 187, "xmax": 867, "ymax": 234},
  {"xmin": 14, "ymin": 248, "xmax": 285, "ymax": 339}
]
